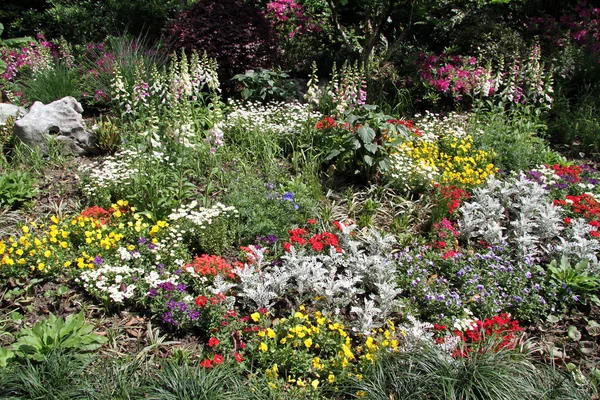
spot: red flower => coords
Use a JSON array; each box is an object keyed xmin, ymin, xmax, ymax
[
  {"xmin": 589, "ymin": 220, "xmax": 600, "ymax": 227},
  {"xmin": 200, "ymin": 358, "xmax": 212, "ymax": 368},
  {"xmin": 208, "ymin": 337, "xmax": 220, "ymax": 347},
  {"xmin": 195, "ymin": 295, "xmax": 207, "ymax": 307},
  {"xmin": 213, "ymin": 354, "xmax": 224, "ymax": 365},
  {"xmin": 234, "ymin": 352, "xmax": 244, "ymax": 362},
  {"xmin": 563, "ymin": 217, "xmax": 572, "ymax": 224},
  {"xmin": 590, "ymin": 230, "xmax": 600, "ymax": 238},
  {"xmin": 307, "ymin": 218, "xmax": 317, "ymax": 225},
  {"xmin": 283, "ymin": 241, "xmax": 291, "ymax": 252}
]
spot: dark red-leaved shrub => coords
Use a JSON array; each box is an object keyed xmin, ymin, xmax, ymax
[{"xmin": 167, "ymin": 0, "xmax": 279, "ymax": 89}]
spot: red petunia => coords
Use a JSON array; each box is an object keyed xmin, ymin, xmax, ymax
[
  {"xmin": 213, "ymin": 354, "xmax": 224, "ymax": 365},
  {"xmin": 208, "ymin": 337, "xmax": 220, "ymax": 347},
  {"xmin": 195, "ymin": 295, "xmax": 208, "ymax": 307},
  {"xmin": 200, "ymin": 358, "xmax": 212, "ymax": 368}
]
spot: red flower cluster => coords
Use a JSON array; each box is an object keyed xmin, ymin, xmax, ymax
[
  {"xmin": 283, "ymin": 220, "xmax": 343, "ymax": 253},
  {"xmin": 436, "ymin": 314, "xmax": 523, "ymax": 357},
  {"xmin": 385, "ymin": 118, "xmax": 423, "ymax": 137},
  {"xmin": 195, "ymin": 292, "xmax": 226, "ymax": 307},
  {"xmin": 550, "ymin": 164, "xmax": 582, "ymax": 183},
  {"xmin": 79, "ymin": 206, "xmax": 113, "ymax": 225},
  {"xmin": 315, "ymin": 116, "xmax": 337, "ymax": 130},
  {"xmin": 440, "ymin": 185, "xmax": 470, "ymax": 214},
  {"xmin": 186, "ymin": 255, "xmax": 235, "ymax": 279},
  {"xmin": 554, "ymin": 194, "xmax": 600, "ymax": 236}
]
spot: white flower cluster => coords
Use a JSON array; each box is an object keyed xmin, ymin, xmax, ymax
[
  {"xmin": 411, "ymin": 111, "xmax": 472, "ymax": 142},
  {"xmin": 386, "ymin": 150, "xmax": 440, "ymax": 191},
  {"xmin": 79, "ymin": 148, "xmax": 170, "ymax": 198},
  {"xmin": 223, "ymin": 100, "xmax": 320, "ymax": 136},
  {"xmin": 168, "ymin": 201, "xmax": 238, "ymax": 227},
  {"xmin": 77, "ymin": 263, "xmax": 144, "ymax": 303}
]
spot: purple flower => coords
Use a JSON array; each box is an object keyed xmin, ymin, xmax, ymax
[
  {"xmin": 138, "ymin": 237, "xmax": 147, "ymax": 244},
  {"xmin": 176, "ymin": 283, "xmax": 187, "ymax": 292},
  {"xmin": 282, "ymin": 192, "xmax": 294, "ymax": 201},
  {"xmin": 189, "ymin": 310, "xmax": 200, "ymax": 320},
  {"xmin": 148, "ymin": 288, "xmax": 158, "ymax": 297},
  {"xmin": 93, "ymin": 256, "xmax": 103, "ymax": 266}
]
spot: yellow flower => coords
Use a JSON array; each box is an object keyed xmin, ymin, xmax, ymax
[
  {"xmin": 22, "ymin": 226, "xmax": 29, "ymax": 233},
  {"xmin": 251, "ymin": 312, "xmax": 260, "ymax": 322},
  {"xmin": 294, "ymin": 311, "xmax": 305, "ymax": 319},
  {"xmin": 37, "ymin": 262, "xmax": 45, "ymax": 271},
  {"xmin": 267, "ymin": 328, "xmax": 276, "ymax": 339},
  {"xmin": 304, "ymin": 338, "xmax": 313, "ymax": 348},
  {"xmin": 258, "ymin": 330, "xmax": 266, "ymax": 338},
  {"xmin": 268, "ymin": 382, "xmax": 277, "ymax": 389},
  {"xmin": 280, "ymin": 338, "xmax": 287, "ymax": 344},
  {"xmin": 258, "ymin": 342, "xmax": 268, "ymax": 352},
  {"xmin": 311, "ymin": 379, "xmax": 319, "ymax": 389},
  {"xmin": 296, "ymin": 378, "xmax": 306, "ymax": 387}
]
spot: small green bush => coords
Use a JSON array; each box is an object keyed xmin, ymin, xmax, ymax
[{"xmin": 0, "ymin": 170, "xmax": 37, "ymax": 210}]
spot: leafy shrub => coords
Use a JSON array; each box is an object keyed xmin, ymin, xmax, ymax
[
  {"xmin": 223, "ymin": 174, "xmax": 318, "ymax": 244},
  {"xmin": 167, "ymin": 0, "xmax": 279, "ymax": 88},
  {"xmin": 231, "ymin": 69, "xmax": 300, "ymax": 102},
  {"xmin": 549, "ymin": 87, "xmax": 600, "ymax": 156},
  {"xmin": 472, "ymin": 104, "xmax": 551, "ymax": 173},
  {"xmin": 0, "ymin": 170, "xmax": 37, "ymax": 210}
]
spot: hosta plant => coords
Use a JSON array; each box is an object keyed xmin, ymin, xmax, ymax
[{"xmin": 5, "ymin": 312, "xmax": 107, "ymax": 363}]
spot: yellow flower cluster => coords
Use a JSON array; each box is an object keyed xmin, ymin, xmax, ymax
[
  {"xmin": 438, "ymin": 135, "xmax": 496, "ymax": 187},
  {"xmin": 388, "ymin": 134, "xmax": 496, "ymax": 189},
  {"xmin": 254, "ymin": 306, "xmax": 400, "ymax": 392},
  {"xmin": 0, "ymin": 200, "xmax": 169, "ymax": 276}
]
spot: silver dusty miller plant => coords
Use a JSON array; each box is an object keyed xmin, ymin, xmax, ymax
[
  {"xmin": 233, "ymin": 227, "xmax": 403, "ymax": 331},
  {"xmin": 459, "ymin": 173, "xmax": 563, "ymax": 257}
]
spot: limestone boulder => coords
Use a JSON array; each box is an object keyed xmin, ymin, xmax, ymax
[
  {"xmin": 13, "ymin": 96, "xmax": 97, "ymax": 155},
  {"xmin": 0, "ymin": 103, "xmax": 26, "ymax": 124}
]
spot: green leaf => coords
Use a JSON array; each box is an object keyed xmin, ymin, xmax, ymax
[
  {"xmin": 326, "ymin": 149, "xmax": 340, "ymax": 161},
  {"xmin": 567, "ymin": 325, "xmax": 581, "ymax": 341},
  {"xmin": 3, "ymin": 37, "xmax": 34, "ymax": 47},
  {"xmin": 357, "ymin": 125, "xmax": 376, "ymax": 144},
  {"xmin": 546, "ymin": 315, "xmax": 560, "ymax": 324},
  {"xmin": 364, "ymin": 155, "xmax": 374, "ymax": 166},
  {"xmin": 0, "ymin": 348, "xmax": 13, "ymax": 368},
  {"xmin": 0, "ymin": 23, "xmax": 4, "ymax": 37},
  {"xmin": 364, "ymin": 142, "xmax": 377, "ymax": 154},
  {"xmin": 0, "ymin": 59, "xmax": 4, "ymax": 75},
  {"xmin": 241, "ymin": 88, "xmax": 251, "ymax": 99}
]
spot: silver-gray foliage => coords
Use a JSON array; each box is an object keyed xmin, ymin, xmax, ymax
[{"xmin": 233, "ymin": 228, "xmax": 403, "ymax": 331}]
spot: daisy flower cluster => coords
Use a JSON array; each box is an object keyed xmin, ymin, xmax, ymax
[{"xmin": 223, "ymin": 100, "xmax": 320, "ymax": 136}]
